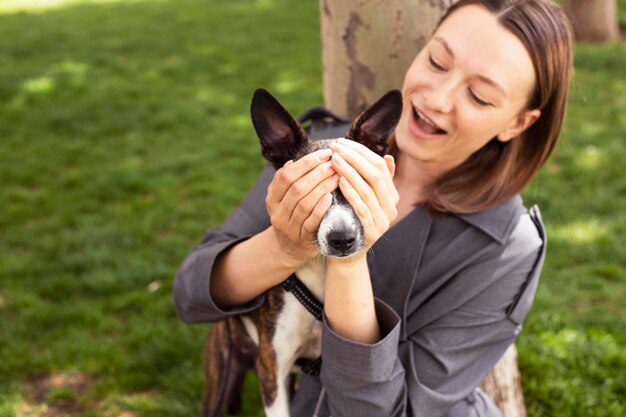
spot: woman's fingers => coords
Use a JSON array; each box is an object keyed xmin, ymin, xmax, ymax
[
  {"xmin": 266, "ymin": 148, "xmax": 333, "ymax": 208},
  {"xmin": 290, "ymin": 173, "xmax": 340, "ymax": 238},
  {"xmin": 332, "ymin": 152, "xmax": 387, "ymax": 229},
  {"xmin": 266, "ymin": 139, "xmax": 398, "ymax": 255},
  {"xmin": 337, "ymin": 175, "xmax": 375, "ymax": 228},
  {"xmin": 330, "ymin": 142, "xmax": 398, "ymax": 219},
  {"xmin": 301, "ymin": 192, "xmax": 334, "ymax": 241},
  {"xmin": 281, "ymin": 161, "xmax": 335, "ymax": 210},
  {"xmin": 266, "ymin": 150, "xmax": 340, "ymax": 256},
  {"xmin": 270, "ymin": 162, "xmax": 334, "ymax": 228},
  {"xmin": 384, "ymin": 155, "xmax": 396, "ymax": 179},
  {"xmin": 336, "ymin": 138, "xmax": 397, "ymax": 194}
]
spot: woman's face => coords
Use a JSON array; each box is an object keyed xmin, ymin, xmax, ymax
[{"xmin": 395, "ymin": 5, "xmax": 541, "ymax": 172}]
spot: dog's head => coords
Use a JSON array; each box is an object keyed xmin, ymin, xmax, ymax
[{"xmin": 251, "ymin": 88, "xmax": 402, "ymax": 258}]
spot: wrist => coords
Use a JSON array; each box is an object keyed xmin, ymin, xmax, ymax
[
  {"xmin": 327, "ymin": 252, "xmax": 367, "ymax": 269},
  {"xmin": 264, "ymin": 227, "xmax": 310, "ymax": 270}
]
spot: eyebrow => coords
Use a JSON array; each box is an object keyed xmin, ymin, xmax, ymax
[
  {"xmin": 433, "ymin": 36, "xmax": 455, "ymax": 58},
  {"xmin": 432, "ymin": 36, "xmax": 508, "ymax": 99}
]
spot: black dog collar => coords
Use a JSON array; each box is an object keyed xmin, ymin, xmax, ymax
[{"xmin": 281, "ymin": 274, "xmax": 324, "ymax": 322}]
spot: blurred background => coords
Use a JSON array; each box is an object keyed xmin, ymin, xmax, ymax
[{"xmin": 0, "ymin": 0, "xmax": 624, "ymax": 416}]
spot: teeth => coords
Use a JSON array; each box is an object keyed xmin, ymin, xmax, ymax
[
  {"xmin": 416, "ymin": 109, "xmax": 437, "ymax": 128},
  {"xmin": 414, "ymin": 107, "xmax": 446, "ymax": 134}
]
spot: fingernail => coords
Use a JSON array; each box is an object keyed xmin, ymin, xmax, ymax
[
  {"xmin": 284, "ymin": 160, "xmax": 293, "ymax": 167},
  {"xmin": 331, "ymin": 142, "xmax": 347, "ymax": 152},
  {"xmin": 316, "ymin": 149, "xmax": 333, "ymax": 161},
  {"xmin": 321, "ymin": 193, "xmax": 333, "ymax": 208},
  {"xmin": 332, "ymin": 153, "xmax": 345, "ymax": 165}
]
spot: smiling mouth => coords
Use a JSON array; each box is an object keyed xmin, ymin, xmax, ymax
[{"xmin": 412, "ymin": 107, "xmax": 447, "ymax": 135}]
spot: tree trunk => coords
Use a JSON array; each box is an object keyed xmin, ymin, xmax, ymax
[
  {"xmin": 480, "ymin": 345, "xmax": 528, "ymax": 417},
  {"xmin": 564, "ymin": 0, "xmax": 619, "ymax": 42},
  {"xmin": 320, "ymin": 0, "xmax": 444, "ymax": 119},
  {"xmin": 320, "ymin": 1, "xmax": 528, "ymax": 416}
]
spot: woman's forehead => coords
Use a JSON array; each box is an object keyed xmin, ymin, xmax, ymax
[{"xmin": 433, "ymin": 5, "xmax": 537, "ymax": 103}]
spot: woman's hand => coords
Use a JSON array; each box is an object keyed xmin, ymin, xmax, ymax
[
  {"xmin": 322, "ymin": 139, "xmax": 397, "ymax": 344},
  {"xmin": 330, "ymin": 138, "xmax": 399, "ymax": 253},
  {"xmin": 266, "ymin": 148, "xmax": 340, "ymax": 265}
]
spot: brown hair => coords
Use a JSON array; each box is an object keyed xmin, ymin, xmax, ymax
[{"xmin": 400, "ymin": 0, "xmax": 573, "ymax": 214}]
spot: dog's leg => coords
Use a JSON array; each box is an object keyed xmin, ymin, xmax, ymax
[
  {"xmin": 257, "ymin": 350, "xmax": 292, "ymax": 417},
  {"xmin": 202, "ymin": 319, "xmax": 257, "ymax": 417},
  {"xmin": 225, "ymin": 319, "xmax": 257, "ymax": 415},
  {"xmin": 254, "ymin": 313, "xmax": 293, "ymax": 416},
  {"xmin": 261, "ymin": 291, "xmax": 320, "ymax": 417},
  {"xmin": 262, "ymin": 375, "xmax": 291, "ymax": 417},
  {"xmin": 202, "ymin": 320, "xmax": 230, "ymax": 417},
  {"xmin": 255, "ymin": 337, "xmax": 282, "ymax": 416}
]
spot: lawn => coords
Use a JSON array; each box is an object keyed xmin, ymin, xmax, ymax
[{"xmin": 0, "ymin": 0, "xmax": 624, "ymax": 416}]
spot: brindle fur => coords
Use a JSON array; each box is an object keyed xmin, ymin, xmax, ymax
[
  {"xmin": 250, "ymin": 288, "xmax": 285, "ymax": 407},
  {"xmin": 202, "ymin": 318, "xmax": 257, "ymax": 416}
]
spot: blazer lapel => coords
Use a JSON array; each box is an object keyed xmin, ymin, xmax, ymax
[{"xmin": 368, "ymin": 207, "xmax": 433, "ymax": 342}]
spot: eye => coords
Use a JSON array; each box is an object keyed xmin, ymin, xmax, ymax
[
  {"xmin": 468, "ymin": 89, "xmax": 493, "ymax": 107},
  {"xmin": 428, "ymin": 54, "xmax": 446, "ymax": 71}
]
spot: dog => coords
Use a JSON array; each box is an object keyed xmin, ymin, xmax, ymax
[{"xmin": 202, "ymin": 88, "xmax": 402, "ymax": 417}]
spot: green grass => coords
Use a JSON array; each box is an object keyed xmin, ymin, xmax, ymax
[
  {"xmin": 0, "ymin": 1, "xmax": 624, "ymax": 416},
  {"xmin": 517, "ymin": 39, "xmax": 626, "ymax": 416}
]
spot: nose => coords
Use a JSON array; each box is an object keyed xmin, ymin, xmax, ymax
[
  {"xmin": 425, "ymin": 78, "xmax": 456, "ymax": 114},
  {"xmin": 327, "ymin": 230, "xmax": 357, "ymax": 253}
]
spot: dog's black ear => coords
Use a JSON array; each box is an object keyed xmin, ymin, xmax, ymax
[
  {"xmin": 251, "ymin": 89, "xmax": 307, "ymax": 169},
  {"xmin": 345, "ymin": 90, "xmax": 403, "ymax": 156}
]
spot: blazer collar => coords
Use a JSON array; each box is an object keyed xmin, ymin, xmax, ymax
[{"xmin": 455, "ymin": 195, "xmax": 525, "ymax": 245}]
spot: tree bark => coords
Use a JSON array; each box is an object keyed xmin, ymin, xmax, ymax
[
  {"xmin": 564, "ymin": 0, "xmax": 619, "ymax": 42},
  {"xmin": 320, "ymin": 0, "xmax": 445, "ymax": 119},
  {"xmin": 480, "ymin": 345, "xmax": 528, "ymax": 417},
  {"xmin": 320, "ymin": 1, "xmax": 528, "ymax": 416}
]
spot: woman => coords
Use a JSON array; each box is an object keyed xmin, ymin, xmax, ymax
[{"xmin": 173, "ymin": 0, "xmax": 573, "ymax": 416}]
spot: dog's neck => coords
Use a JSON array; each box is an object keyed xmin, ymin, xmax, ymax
[{"xmin": 294, "ymin": 257, "xmax": 327, "ymax": 302}]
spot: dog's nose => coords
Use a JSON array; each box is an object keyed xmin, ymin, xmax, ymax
[{"xmin": 327, "ymin": 230, "xmax": 357, "ymax": 252}]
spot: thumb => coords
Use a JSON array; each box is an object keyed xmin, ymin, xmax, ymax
[{"xmin": 384, "ymin": 155, "xmax": 396, "ymax": 178}]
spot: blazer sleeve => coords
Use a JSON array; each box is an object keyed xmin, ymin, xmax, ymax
[
  {"xmin": 318, "ymin": 211, "xmax": 546, "ymax": 417},
  {"xmin": 172, "ymin": 166, "xmax": 275, "ymax": 323},
  {"xmin": 320, "ymin": 299, "xmax": 407, "ymax": 417}
]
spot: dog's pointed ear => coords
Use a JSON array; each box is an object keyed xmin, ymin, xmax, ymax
[
  {"xmin": 251, "ymin": 89, "xmax": 307, "ymax": 169},
  {"xmin": 345, "ymin": 90, "xmax": 403, "ymax": 156}
]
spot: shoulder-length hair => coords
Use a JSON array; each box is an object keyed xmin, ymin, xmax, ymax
[{"xmin": 399, "ymin": 0, "xmax": 573, "ymax": 214}]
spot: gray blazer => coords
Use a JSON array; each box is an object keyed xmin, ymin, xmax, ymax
[{"xmin": 173, "ymin": 162, "xmax": 546, "ymax": 417}]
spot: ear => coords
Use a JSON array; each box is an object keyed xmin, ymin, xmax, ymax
[
  {"xmin": 345, "ymin": 90, "xmax": 403, "ymax": 156},
  {"xmin": 250, "ymin": 89, "xmax": 308, "ymax": 168},
  {"xmin": 497, "ymin": 109, "xmax": 541, "ymax": 143}
]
